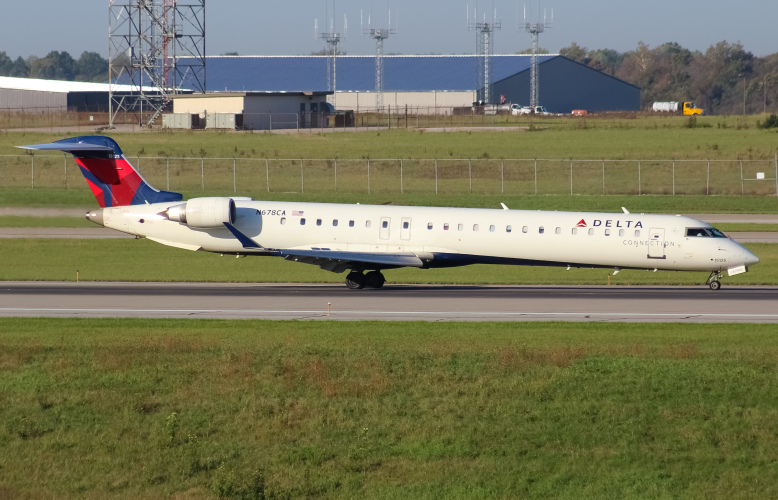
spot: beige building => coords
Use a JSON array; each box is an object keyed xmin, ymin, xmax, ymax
[{"xmin": 171, "ymin": 91, "xmax": 333, "ymax": 130}]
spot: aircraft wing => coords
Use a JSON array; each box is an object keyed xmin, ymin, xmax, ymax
[
  {"xmin": 281, "ymin": 249, "xmax": 424, "ymax": 273},
  {"xmin": 223, "ymin": 222, "xmax": 424, "ymax": 272}
]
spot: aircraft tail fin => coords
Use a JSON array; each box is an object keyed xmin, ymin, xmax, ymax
[{"xmin": 17, "ymin": 136, "xmax": 183, "ymax": 208}]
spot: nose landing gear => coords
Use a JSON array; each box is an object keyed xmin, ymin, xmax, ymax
[
  {"xmin": 345, "ymin": 270, "xmax": 386, "ymax": 289},
  {"xmin": 706, "ymin": 271, "xmax": 723, "ymax": 290}
]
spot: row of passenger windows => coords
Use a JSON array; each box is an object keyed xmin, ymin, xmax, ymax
[{"xmin": 277, "ymin": 217, "xmax": 641, "ymax": 237}]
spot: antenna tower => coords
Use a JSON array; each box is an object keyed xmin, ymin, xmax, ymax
[
  {"xmin": 316, "ymin": 0, "xmax": 346, "ymax": 101},
  {"xmin": 363, "ymin": 10, "xmax": 397, "ymax": 110},
  {"xmin": 521, "ymin": 4, "xmax": 552, "ymax": 109},
  {"xmin": 108, "ymin": 0, "xmax": 206, "ymax": 128},
  {"xmin": 468, "ymin": 3, "xmax": 501, "ymax": 104}
]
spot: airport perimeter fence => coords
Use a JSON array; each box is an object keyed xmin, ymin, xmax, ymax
[
  {"xmin": 1, "ymin": 154, "xmax": 777, "ymax": 196},
  {"xmin": 0, "ymin": 108, "xmax": 561, "ymax": 132}
]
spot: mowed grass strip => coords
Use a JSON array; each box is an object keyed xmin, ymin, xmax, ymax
[
  {"xmin": 3, "ymin": 188, "xmax": 778, "ymax": 214},
  {"xmin": 0, "ymin": 238, "xmax": 776, "ymax": 285},
  {"xmin": 1, "ymin": 319, "xmax": 778, "ymax": 499}
]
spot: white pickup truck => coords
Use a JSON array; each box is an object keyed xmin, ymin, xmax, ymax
[{"xmin": 511, "ymin": 104, "xmax": 551, "ymax": 115}]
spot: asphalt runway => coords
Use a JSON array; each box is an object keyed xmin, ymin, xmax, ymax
[{"xmin": 2, "ymin": 282, "xmax": 777, "ymax": 323}]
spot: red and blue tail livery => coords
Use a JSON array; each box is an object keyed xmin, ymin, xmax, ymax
[{"xmin": 18, "ymin": 136, "xmax": 182, "ymax": 208}]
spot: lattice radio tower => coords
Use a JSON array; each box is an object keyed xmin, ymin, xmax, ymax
[
  {"xmin": 521, "ymin": 4, "xmax": 553, "ymax": 109},
  {"xmin": 108, "ymin": 0, "xmax": 206, "ymax": 128},
  {"xmin": 315, "ymin": 0, "xmax": 346, "ymax": 102},
  {"xmin": 468, "ymin": 3, "xmax": 501, "ymax": 104},
  {"xmin": 362, "ymin": 10, "xmax": 396, "ymax": 110}
]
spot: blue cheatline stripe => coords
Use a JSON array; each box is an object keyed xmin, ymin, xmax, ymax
[
  {"xmin": 79, "ymin": 166, "xmax": 113, "ymax": 208},
  {"xmin": 223, "ymin": 222, "xmax": 262, "ymax": 249}
]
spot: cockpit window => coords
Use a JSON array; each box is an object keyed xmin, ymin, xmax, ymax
[{"xmin": 686, "ymin": 227, "xmax": 727, "ymax": 238}]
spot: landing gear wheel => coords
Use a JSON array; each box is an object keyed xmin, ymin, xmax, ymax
[
  {"xmin": 709, "ymin": 280, "xmax": 721, "ymax": 291},
  {"xmin": 345, "ymin": 271, "xmax": 365, "ymax": 289},
  {"xmin": 364, "ymin": 271, "xmax": 386, "ymax": 289}
]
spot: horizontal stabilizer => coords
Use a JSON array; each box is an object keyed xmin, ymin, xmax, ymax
[
  {"xmin": 17, "ymin": 136, "xmax": 182, "ymax": 208},
  {"xmin": 18, "ymin": 143, "xmax": 114, "ymax": 153}
]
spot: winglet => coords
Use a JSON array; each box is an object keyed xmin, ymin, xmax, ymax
[
  {"xmin": 500, "ymin": 203, "xmax": 509, "ymax": 210},
  {"xmin": 622, "ymin": 207, "xmax": 630, "ymax": 214},
  {"xmin": 223, "ymin": 222, "xmax": 263, "ymax": 249}
]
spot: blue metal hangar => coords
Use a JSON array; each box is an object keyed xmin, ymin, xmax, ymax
[{"xmin": 189, "ymin": 54, "xmax": 640, "ymax": 114}]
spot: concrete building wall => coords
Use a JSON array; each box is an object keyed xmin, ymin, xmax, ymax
[{"xmin": 492, "ymin": 57, "xmax": 640, "ymax": 114}]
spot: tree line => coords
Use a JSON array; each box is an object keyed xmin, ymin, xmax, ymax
[
  {"xmin": 556, "ymin": 41, "xmax": 778, "ymax": 115},
  {"xmin": 0, "ymin": 51, "xmax": 108, "ymax": 83}
]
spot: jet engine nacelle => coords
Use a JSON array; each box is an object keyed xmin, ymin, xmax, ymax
[{"xmin": 165, "ymin": 197, "xmax": 236, "ymax": 228}]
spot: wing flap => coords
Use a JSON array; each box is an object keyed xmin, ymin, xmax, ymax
[{"xmin": 281, "ymin": 249, "xmax": 424, "ymax": 272}]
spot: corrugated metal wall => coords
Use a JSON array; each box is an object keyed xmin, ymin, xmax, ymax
[
  {"xmin": 0, "ymin": 89, "xmax": 67, "ymax": 111},
  {"xmin": 330, "ymin": 91, "xmax": 475, "ymax": 113},
  {"xmin": 492, "ymin": 57, "xmax": 641, "ymax": 114}
]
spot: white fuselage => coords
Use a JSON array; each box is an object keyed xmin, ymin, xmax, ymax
[{"xmin": 96, "ymin": 200, "xmax": 759, "ymax": 273}]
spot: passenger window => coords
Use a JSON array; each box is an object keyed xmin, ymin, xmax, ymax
[
  {"xmin": 605, "ymin": 229, "xmax": 611, "ymax": 236},
  {"xmin": 427, "ymin": 222, "xmax": 433, "ymax": 230},
  {"xmin": 458, "ymin": 223, "xmax": 464, "ymax": 231},
  {"xmin": 403, "ymin": 221, "xmax": 409, "ymax": 229},
  {"xmin": 316, "ymin": 219, "xmax": 322, "ymax": 226},
  {"xmin": 300, "ymin": 218, "xmax": 306, "ymax": 225},
  {"xmin": 280, "ymin": 217, "xmax": 286, "ymax": 225},
  {"xmin": 522, "ymin": 226, "xmax": 528, "ymax": 233},
  {"xmin": 619, "ymin": 229, "xmax": 624, "ymax": 237},
  {"xmin": 555, "ymin": 227, "xmax": 561, "ymax": 234},
  {"xmin": 506, "ymin": 225, "xmax": 512, "ymax": 233},
  {"xmin": 473, "ymin": 224, "xmax": 479, "ymax": 231},
  {"xmin": 635, "ymin": 229, "xmax": 640, "ymax": 237},
  {"xmin": 382, "ymin": 220, "xmax": 389, "ymax": 229},
  {"xmin": 366, "ymin": 220, "xmax": 371, "ymax": 228},
  {"xmin": 444, "ymin": 223, "xmax": 450, "ymax": 230},
  {"xmin": 539, "ymin": 227, "xmax": 545, "ymax": 234},
  {"xmin": 349, "ymin": 220, "xmax": 354, "ymax": 227},
  {"xmin": 333, "ymin": 220, "xmax": 338, "ymax": 226},
  {"xmin": 489, "ymin": 225, "xmax": 495, "ymax": 232},
  {"xmin": 572, "ymin": 228, "xmax": 577, "ymax": 235},
  {"xmin": 588, "ymin": 228, "xmax": 594, "ymax": 235}
]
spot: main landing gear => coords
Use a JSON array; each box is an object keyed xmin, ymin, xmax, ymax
[
  {"xmin": 345, "ymin": 270, "xmax": 386, "ymax": 289},
  {"xmin": 706, "ymin": 271, "xmax": 723, "ymax": 291}
]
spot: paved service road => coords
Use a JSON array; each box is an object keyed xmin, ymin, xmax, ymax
[{"xmin": 2, "ymin": 282, "xmax": 777, "ymax": 323}]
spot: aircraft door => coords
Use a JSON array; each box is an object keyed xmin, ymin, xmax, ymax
[
  {"xmin": 400, "ymin": 217, "xmax": 412, "ymax": 240},
  {"xmin": 647, "ymin": 227, "xmax": 666, "ymax": 259},
  {"xmin": 380, "ymin": 217, "xmax": 391, "ymax": 240}
]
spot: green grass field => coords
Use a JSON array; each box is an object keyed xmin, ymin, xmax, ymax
[
  {"xmin": 0, "ymin": 238, "xmax": 774, "ymax": 285},
  {"xmin": 3, "ymin": 121, "xmax": 778, "ymax": 201},
  {"xmin": 2, "ymin": 319, "xmax": 778, "ymax": 499},
  {"xmin": 3, "ymin": 115, "xmax": 778, "ymax": 159}
]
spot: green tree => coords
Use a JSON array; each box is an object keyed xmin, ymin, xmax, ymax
[
  {"xmin": 29, "ymin": 51, "xmax": 77, "ymax": 80},
  {"xmin": 75, "ymin": 51, "xmax": 108, "ymax": 82},
  {"xmin": 559, "ymin": 42, "xmax": 589, "ymax": 64},
  {"xmin": 587, "ymin": 48, "xmax": 624, "ymax": 75}
]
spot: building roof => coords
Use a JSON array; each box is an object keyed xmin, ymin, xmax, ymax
[
  {"xmin": 0, "ymin": 76, "xmax": 159, "ymax": 93},
  {"xmin": 190, "ymin": 54, "xmax": 558, "ymax": 93}
]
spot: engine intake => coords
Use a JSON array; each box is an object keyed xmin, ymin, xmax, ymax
[{"xmin": 165, "ymin": 197, "xmax": 236, "ymax": 228}]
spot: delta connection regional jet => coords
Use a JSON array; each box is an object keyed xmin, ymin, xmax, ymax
[{"xmin": 20, "ymin": 136, "xmax": 759, "ymax": 290}]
